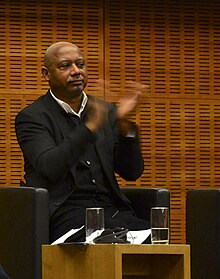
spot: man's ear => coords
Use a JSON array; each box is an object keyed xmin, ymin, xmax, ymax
[{"xmin": 42, "ymin": 67, "xmax": 49, "ymax": 81}]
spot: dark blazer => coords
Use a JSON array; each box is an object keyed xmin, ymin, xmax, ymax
[{"xmin": 15, "ymin": 91, "xmax": 144, "ymax": 216}]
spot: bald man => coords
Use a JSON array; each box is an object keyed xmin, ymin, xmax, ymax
[{"xmin": 15, "ymin": 42, "xmax": 150, "ymax": 243}]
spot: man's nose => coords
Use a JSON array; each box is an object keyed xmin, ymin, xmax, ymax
[{"xmin": 70, "ymin": 63, "xmax": 80, "ymax": 74}]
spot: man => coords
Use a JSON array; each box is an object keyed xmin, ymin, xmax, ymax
[{"xmin": 15, "ymin": 41, "xmax": 149, "ymax": 243}]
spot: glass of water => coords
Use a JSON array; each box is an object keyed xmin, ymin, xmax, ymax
[
  {"xmin": 85, "ymin": 207, "xmax": 104, "ymax": 244},
  {"xmin": 150, "ymin": 207, "xmax": 169, "ymax": 244}
]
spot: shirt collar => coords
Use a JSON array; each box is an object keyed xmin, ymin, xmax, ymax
[{"xmin": 50, "ymin": 89, "xmax": 88, "ymax": 117}]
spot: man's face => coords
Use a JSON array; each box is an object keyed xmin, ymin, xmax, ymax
[{"xmin": 43, "ymin": 44, "xmax": 88, "ymax": 100}]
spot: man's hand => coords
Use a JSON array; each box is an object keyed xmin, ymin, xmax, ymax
[
  {"xmin": 85, "ymin": 98, "xmax": 107, "ymax": 133},
  {"xmin": 91, "ymin": 79, "xmax": 148, "ymax": 119},
  {"xmin": 117, "ymin": 81, "xmax": 149, "ymax": 120},
  {"xmin": 89, "ymin": 79, "xmax": 149, "ymax": 135}
]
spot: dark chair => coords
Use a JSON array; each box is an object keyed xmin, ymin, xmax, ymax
[
  {"xmin": 0, "ymin": 186, "xmax": 169, "ymax": 279},
  {"xmin": 186, "ymin": 188, "xmax": 220, "ymax": 279},
  {"xmin": 0, "ymin": 187, "xmax": 49, "ymax": 279}
]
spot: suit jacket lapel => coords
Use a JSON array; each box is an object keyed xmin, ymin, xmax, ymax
[{"xmin": 43, "ymin": 91, "xmax": 74, "ymax": 139}]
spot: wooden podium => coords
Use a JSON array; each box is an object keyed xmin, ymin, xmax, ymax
[{"xmin": 42, "ymin": 244, "xmax": 190, "ymax": 279}]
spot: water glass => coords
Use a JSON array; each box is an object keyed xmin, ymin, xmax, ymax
[
  {"xmin": 150, "ymin": 207, "xmax": 169, "ymax": 244},
  {"xmin": 85, "ymin": 207, "xmax": 104, "ymax": 243}
]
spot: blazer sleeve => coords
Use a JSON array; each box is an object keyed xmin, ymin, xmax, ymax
[{"xmin": 109, "ymin": 105, "xmax": 144, "ymax": 181}]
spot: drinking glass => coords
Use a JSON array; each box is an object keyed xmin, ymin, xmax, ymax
[
  {"xmin": 150, "ymin": 207, "xmax": 169, "ymax": 244},
  {"xmin": 85, "ymin": 207, "xmax": 104, "ymax": 243}
]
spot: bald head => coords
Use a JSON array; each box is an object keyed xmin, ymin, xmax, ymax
[
  {"xmin": 44, "ymin": 42, "xmax": 80, "ymax": 69},
  {"xmin": 42, "ymin": 41, "xmax": 87, "ymax": 100}
]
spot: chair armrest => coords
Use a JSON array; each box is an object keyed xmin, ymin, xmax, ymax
[
  {"xmin": 0, "ymin": 186, "xmax": 49, "ymax": 279},
  {"xmin": 121, "ymin": 187, "xmax": 170, "ymax": 221}
]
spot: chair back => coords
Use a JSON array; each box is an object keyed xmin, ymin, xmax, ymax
[
  {"xmin": 187, "ymin": 189, "xmax": 220, "ymax": 279},
  {"xmin": 0, "ymin": 186, "xmax": 49, "ymax": 279}
]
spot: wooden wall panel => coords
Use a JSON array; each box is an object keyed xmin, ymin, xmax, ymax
[
  {"xmin": 0, "ymin": 0, "xmax": 220, "ymax": 244},
  {"xmin": 104, "ymin": 0, "xmax": 220, "ymax": 243},
  {"xmin": 0, "ymin": 0, "xmax": 104, "ymax": 95}
]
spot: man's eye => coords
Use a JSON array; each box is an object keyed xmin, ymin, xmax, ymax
[
  {"xmin": 77, "ymin": 62, "xmax": 85, "ymax": 68},
  {"xmin": 60, "ymin": 63, "xmax": 70, "ymax": 69}
]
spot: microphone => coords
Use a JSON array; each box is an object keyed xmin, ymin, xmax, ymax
[{"xmin": 93, "ymin": 227, "xmax": 130, "ymax": 244}]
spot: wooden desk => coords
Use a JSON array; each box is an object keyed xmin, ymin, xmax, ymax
[{"xmin": 42, "ymin": 244, "xmax": 190, "ymax": 279}]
